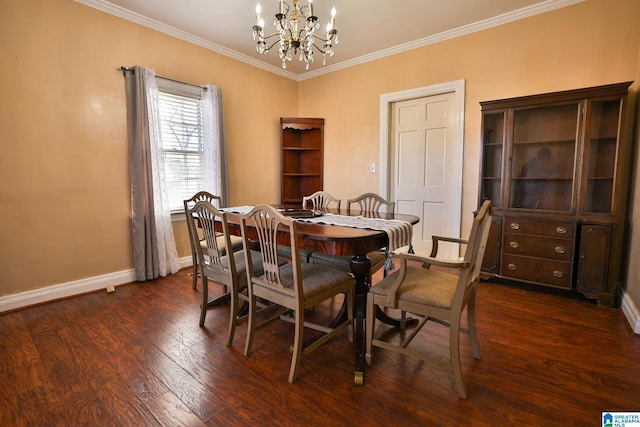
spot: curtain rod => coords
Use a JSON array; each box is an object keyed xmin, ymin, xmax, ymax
[{"xmin": 119, "ymin": 66, "xmax": 206, "ymax": 90}]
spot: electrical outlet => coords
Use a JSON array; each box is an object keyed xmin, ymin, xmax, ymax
[
  {"xmin": 106, "ymin": 286, "xmax": 116, "ymax": 293},
  {"xmin": 370, "ymin": 162, "xmax": 376, "ymax": 173}
]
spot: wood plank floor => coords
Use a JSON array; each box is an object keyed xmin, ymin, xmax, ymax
[{"xmin": 1, "ymin": 265, "xmax": 639, "ymax": 426}]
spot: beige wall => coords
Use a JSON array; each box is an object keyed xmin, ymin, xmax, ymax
[
  {"xmin": 1, "ymin": 0, "xmax": 640, "ymax": 311},
  {"xmin": 0, "ymin": 0, "xmax": 296, "ymax": 296},
  {"xmin": 300, "ymin": 0, "xmax": 640, "ymax": 302}
]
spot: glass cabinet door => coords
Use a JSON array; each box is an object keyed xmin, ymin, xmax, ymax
[
  {"xmin": 480, "ymin": 112, "xmax": 505, "ymax": 208},
  {"xmin": 509, "ymin": 103, "xmax": 579, "ymax": 212},
  {"xmin": 582, "ymin": 99, "xmax": 622, "ymax": 214}
]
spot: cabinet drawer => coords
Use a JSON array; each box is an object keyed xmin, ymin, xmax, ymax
[
  {"xmin": 502, "ymin": 233, "xmax": 573, "ymax": 261},
  {"xmin": 504, "ymin": 218, "xmax": 575, "ymax": 238},
  {"xmin": 501, "ymin": 254, "xmax": 572, "ymax": 288}
]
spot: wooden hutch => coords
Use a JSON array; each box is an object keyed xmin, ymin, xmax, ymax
[
  {"xmin": 280, "ymin": 117, "xmax": 324, "ymax": 207},
  {"xmin": 478, "ymin": 82, "xmax": 634, "ymax": 307}
]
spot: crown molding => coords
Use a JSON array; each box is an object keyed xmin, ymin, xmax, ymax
[
  {"xmin": 299, "ymin": 0, "xmax": 585, "ymax": 81},
  {"xmin": 76, "ymin": 0, "xmax": 584, "ymax": 82},
  {"xmin": 75, "ymin": 0, "xmax": 296, "ymax": 80}
]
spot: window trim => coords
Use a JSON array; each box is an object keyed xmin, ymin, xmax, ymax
[{"xmin": 156, "ymin": 77, "xmax": 206, "ymax": 218}]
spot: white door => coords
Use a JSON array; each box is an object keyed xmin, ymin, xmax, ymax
[{"xmin": 391, "ymin": 91, "xmax": 461, "ymax": 257}]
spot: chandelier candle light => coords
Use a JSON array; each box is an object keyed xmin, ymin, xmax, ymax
[{"xmin": 252, "ymin": 0, "xmax": 339, "ymax": 70}]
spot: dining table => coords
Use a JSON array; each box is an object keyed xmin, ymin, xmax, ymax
[{"xmin": 219, "ymin": 205, "xmax": 420, "ymax": 385}]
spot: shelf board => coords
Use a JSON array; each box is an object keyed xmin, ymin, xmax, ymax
[
  {"xmin": 513, "ymin": 138, "xmax": 576, "ymax": 145},
  {"xmin": 511, "ymin": 177, "xmax": 573, "ymax": 181}
]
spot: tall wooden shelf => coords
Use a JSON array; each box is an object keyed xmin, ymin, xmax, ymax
[
  {"xmin": 280, "ymin": 117, "xmax": 324, "ymax": 207},
  {"xmin": 478, "ymin": 82, "xmax": 633, "ymax": 307}
]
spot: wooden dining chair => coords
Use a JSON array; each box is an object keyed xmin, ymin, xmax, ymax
[
  {"xmin": 183, "ymin": 191, "xmax": 243, "ymax": 289},
  {"xmin": 239, "ymin": 204, "xmax": 355, "ymax": 383},
  {"xmin": 309, "ymin": 192, "xmax": 395, "ymax": 275},
  {"xmin": 277, "ymin": 191, "xmax": 342, "ymax": 263},
  {"xmin": 347, "ymin": 192, "xmax": 395, "ymax": 215},
  {"xmin": 365, "ymin": 200, "xmax": 493, "ymax": 398},
  {"xmin": 302, "ymin": 190, "xmax": 341, "ymax": 211},
  {"xmin": 185, "ymin": 200, "xmax": 271, "ymax": 346}
]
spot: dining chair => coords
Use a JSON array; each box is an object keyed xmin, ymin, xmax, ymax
[
  {"xmin": 185, "ymin": 200, "xmax": 272, "ymax": 346},
  {"xmin": 364, "ymin": 200, "xmax": 493, "ymax": 398},
  {"xmin": 277, "ymin": 191, "xmax": 342, "ymax": 263},
  {"xmin": 239, "ymin": 204, "xmax": 355, "ymax": 383},
  {"xmin": 302, "ymin": 190, "xmax": 341, "ymax": 211},
  {"xmin": 347, "ymin": 192, "xmax": 395, "ymax": 215},
  {"xmin": 309, "ymin": 192, "xmax": 395, "ymax": 275},
  {"xmin": 184, "ymin": 191, "xmax": 243, "ymax": 289}
]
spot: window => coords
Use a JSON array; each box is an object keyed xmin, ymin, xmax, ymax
[{"xmin": 157, "ymin": 79, "xmax": 206, "ymax": 213}]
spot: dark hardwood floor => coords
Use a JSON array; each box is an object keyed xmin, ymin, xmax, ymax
[{"xmin": 1, "ymin": 264, "xmax": 639, "ymax": 426}]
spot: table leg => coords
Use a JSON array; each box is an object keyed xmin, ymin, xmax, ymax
[{"xmin": 349, "ymin": 254, "xmax": 371, "ymax": 386}]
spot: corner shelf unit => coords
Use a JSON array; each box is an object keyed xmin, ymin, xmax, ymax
[{"xmin": 280, "ymin": 117, "xmax": 324, "ymax": 207}]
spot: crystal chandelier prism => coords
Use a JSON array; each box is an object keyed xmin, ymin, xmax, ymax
[{"xmin": 252, "ymin": 0, "xmax": 339, "ymax": 70}]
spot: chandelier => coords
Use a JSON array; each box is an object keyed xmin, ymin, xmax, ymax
[{"xmin": 252, "ymin": 0, "xmax": 339, "ymax": 70}]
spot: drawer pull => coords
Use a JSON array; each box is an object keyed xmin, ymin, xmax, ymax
[
  {"xmin": 507, "ymin": 263, "xmax": 517, "ymax": 271},
  {"xmin": 553, "ymin": 270, "xmax": 564, "ymax": 278},
  {"xmin": 555, "ymin": 226, "xmax": 567, "ymax": 234},
  {"xmin": 510, "ymin": 223, "xmax": 520, "ymax": 230},
  {"xmin": 509, "ymin": 241, "xmax": 519, "ymax": 249},
  {"xmin": 554, "ymin": 246, "xmax": 566, "ymax": 254}
]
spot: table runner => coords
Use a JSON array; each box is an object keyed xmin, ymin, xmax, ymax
[
  {"xmin": 221, "ymin": 207, "xmax": 414, "ymax": 269},
  {"xmin": 299, "ymin": 214, "xmax": 413, "ymax": 270},
  {"xmin": 220, "ymin": 205, "xmax": 255, "ymax": 215}
]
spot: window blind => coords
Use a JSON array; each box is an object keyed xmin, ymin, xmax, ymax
[{"xmin": 157, "ymin": 90, "xmax": 205, "ymax": 212}]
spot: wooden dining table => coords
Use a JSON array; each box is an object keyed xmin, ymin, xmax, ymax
[{"xmin": 221, "ymin": 206, "xmax": 420, "ymax": 385}]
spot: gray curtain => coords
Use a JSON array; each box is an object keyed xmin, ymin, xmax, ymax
[
  {"xmin": 202, "ymin": 84, "xmax": 230, "ymax": 206},
  {"xmin": 123, "ymin": 66, "xmax": 179, "ymax": 281}
]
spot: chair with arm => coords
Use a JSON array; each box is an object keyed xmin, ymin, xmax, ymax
[
  {"xmin": 240, "ymin": 204, "xmax": 355, "ymax": 383},
  {"xmin": 396, "ymin": 234, "xmax": 469, "ymax": 329},
  {"xmin": 309, "ymin": 192, "xmax": 394, "ymax": 275},
  {"xmin": 184, "ymin": 191, "xmax": 243, "ymax": 289},
  {"xmin": 365, "ymin": 200, "xmax": 493, "ymax": 398},
  {"xmin": 185, "ymin": 200, "xmax": 271, "ymax": 346},
  {"xmin": 302, "ymin": 190, "xmax": 341, "ymax": 211},
  {"xmin": 424, "ymin": 235, "xmax": 468, "ymax": 268}
]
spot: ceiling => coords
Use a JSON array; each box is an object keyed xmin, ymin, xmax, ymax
[{"xmin": 78, "ymin": 0, "xmax": 582, "ymax": 80}]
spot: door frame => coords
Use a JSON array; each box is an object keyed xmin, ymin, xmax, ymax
[{"xmin": 379, "ymin": 79, "xmax": 465, "ymax": 249}]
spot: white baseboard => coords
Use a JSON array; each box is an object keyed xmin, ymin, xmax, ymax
[
  {"xmin": 621, "ymin": 290, "xmax": 640, "ymax": 334},
  {"xmin": 0, "ymin": 257, "xmax": 192, "ymax": 314}
]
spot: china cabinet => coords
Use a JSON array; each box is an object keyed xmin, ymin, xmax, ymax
[
  {"xmin": 280, "ymin": 117, "xmax": 324, "ymax": 207},
  {"xmin": 478, "ymin": 82, "xmax": 633, "ymax": 307}
]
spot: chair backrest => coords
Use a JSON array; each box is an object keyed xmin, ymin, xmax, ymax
[
  {"xmin": 184, "ymin": 191, "xmax": 224, "ymax": 258},
  {"xmin": 183, "ymin": 191, "xmax": 222, "ymax": 210},
  {"xmin": 186, "ymin": 200, "xmax": 237, "ymax": 279},
  {"xmin": 240, "ymin": 204, "xmax": 302, "ymax": 295},
  {"xmin": 453, "ymin": 200, "xmax": 493, "ymax": 309},
  {"xmin": 302, "ymin": 191, "xmax": 341, "ymax": 210},
  {"xmin": 347, "ymin": 193, "xmax": 395, "ymax": 215}
]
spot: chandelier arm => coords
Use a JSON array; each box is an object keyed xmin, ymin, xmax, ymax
[
  {"xmin": 312, "ymin": 43, "xmax": 328, "ymax": 54},
  {"xmin": 261, "ymin": 31, "xmax": 285, "ymax": 41},
  {"xmin": 265, "ymin": 39, "xmax": 286, "ymax": 53},
  {"xmin": 311, "ymin": 34, "xmax": 328, "ymax": 43}
]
